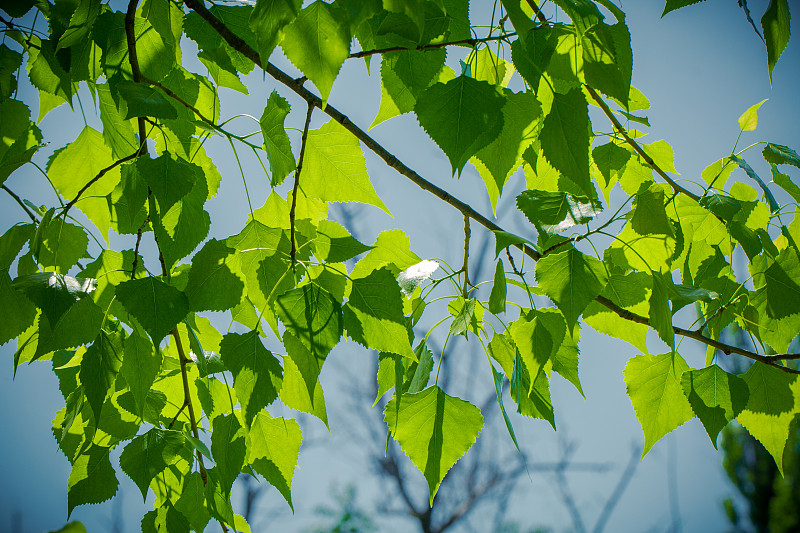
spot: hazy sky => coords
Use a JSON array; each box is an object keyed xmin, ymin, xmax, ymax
[{"xmin": 1, "ymin": 2, "xmax": 798, "ymax": 532}]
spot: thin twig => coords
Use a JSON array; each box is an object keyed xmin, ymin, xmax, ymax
[
  {"xmin": 140, "ymin": 74, "xmax": 217, "ymax": 126},
  {"xmin": 461, "ymin": 215, "xmax": 471, "ymax": 298},
  {"xmin": 290, "ymin": 103, "xmax": 314, "ymax": 267},
  {"xmin": 171, "ymin": 328, "xmax": 209, "ymax": 485},
  {"xmin": 130, "ymin": 213, "xmax": 149, "ymax": 279},
  {"xmin": 2, "ymin": 185, "xmax": 37, "ymax": 222},
  {"xmin": 63, "ymin": 150, "xmax": 141, "ymax": 215},
  {"xmin": 349, "ymin": 33, "xmax": 518, "ymax": 59},
  {"xmin": 584, "ymin": 86, "xmax": 701, "ymax": 203}
]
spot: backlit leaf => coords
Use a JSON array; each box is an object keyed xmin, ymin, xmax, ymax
[{"xmin": 384, "ymin": 386, "xmax": 483, "ymax": 504}]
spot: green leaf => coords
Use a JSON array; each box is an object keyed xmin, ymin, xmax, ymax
[
  {"xmin": 0, "ymin": 274, "xmax": 37, "ymax": 346},
  {"xmin": 539, "ymin": 88, "xmax": 591, "ymax": 195},
  {"xmin": 136, "ymin": 153, "xmax": 200, "ymax": 212},
  {"xmin": 36, "ymin": 218, "xmax": 89, "ymax": 272},
  {"xmin": 489, "ymin": 259, "xmax": 507, "ymax": 315},
  {"xmin": 302, "ymin": 119, "xmax": 389, "ymax": 213},
  {"xmin": 96, "ymin": 84, "xmax": 138, "ymax": 158},
  {"xmin": 281, "ymin": 1, "xmax": 350, "ymax": 105},
  {"xmin": 649, "ymin": 271, "xmax": 674, "ymax": 348},
  {"xmin": 632, "ymin": 183, "xmax": 673, "ymax": 236},
  {"xmin": 582, "ymin": 21, "xmax": 632, "ymax": 104},
  {"xmin": 259, "ymin": 91, "xmax": 296, "ymax": 186},
  {"xmin": 624, "ymin": 352, "xmax": 695, "ymax": 456},
  {"xmin": 174, "ymin": 472, "xmax": 210, "ymax": 533},
  {"xmin": 384, "ymin": 386, "xmax": 483, "ymax": 504},
  {"xmin": 344, "ymin": 268, "xmax": 415, "ymax": 359},
  {"xmin": 314, "ymin": 220, "xmax": 371, "ymax": 263},
  {"xmin": 761, "ymin": 0, "xmax": 791, "ymax": 82},
  {"xmin": 219, "ymin": 331, "xmax": 283, "ymax": 428},
  {"xmin": 119, "ymin": 429, "xmax": 185, "ymax": 500},
  {"xmin": 738, "ymin": 98, "xmax": 768, "ymax": 131},
  {"xmin": 517, "ymin": 189, "xmax": 600, "ymax": 234},
  {"xmin": 535, "ymin": 246, "xmax": 608, "ymax": 331},
  {"xmin": 115, "ymin": 277, "xmax": 189, "ymax": 343},
  {"xmin": 491, "ymin": 364, "xmax": 521, "ymax": 452},
  {"xmin": 661, "ymin": 0, "xmax": 705, "ymax": 16},
  {"xmin": 491, "ymin": 230, "xmax": 539, "ymax": 259},
  {"xmin": 509, "ymin": 309, "xmax": 566, "ymax": 386},
  {"xmin": 415, "ymin": 76, "xmax": 505, "ymax": 174},
  {"xmin": 447, "ymin": 297, "xmax": 483, "ymax": 337},
  {"xmin": 67, "ymin": 446, "xmax": 118, "ymax": 516},
  {"xmin": 763, "ymin": 142, "xmax": 800, "ymax": 169},
  {"xmin": 737, "ymin": 362, "xmax": 799, "ymax": 475},
  {"xmin": 681, "ymin": 365, "xmax": 749, "ymax": 448},
  {"xmin": 80, "ymin": 332, "xmax": 123, "ymax": 426},
  {"xmin": 247, "ymin": 412, "xmax": 302, "ymax": 510},
  {"xmin": 552, "ymin": 0, "xmax": 604, "ymax": 34},
  {"xmin": 729, "ymin": 154, "xmax": 779, "ymax": 212},
  {"xmin": 185, "ymin": 239, "xmax": 245, "ymax": 313},
  {"xmin": 764, "ymin": 249, "xmax": 800, "ymax": 319},
  {"xmin": 771, "ymin": 165, "xmax": 800, "ymax": 204},
  {"xmin": 641, "ymin": 140, "xmax": 678, "ymax": 174},
  {"xmin": 114, "ymin": 81, "xmax": 178, "ymax": 120},
  {"xmin": 120, "ymin": 331, "xmax": 161, "ymax": 419},
  {"xmin": 211, "ymin": 413, "xmax": 246, "ymax": 496},
  {"xmin": 277, "ymin": 285, "xmax": 343, "ymax": 360},
  {"xmin": 49, "ymin": 522, "xmax": 87, "ymax": 533},
  {"xmin": 249, "ymin": 0, "xmax": 302, "ymax": 64},
  {"xmin": 474, "ymin": 90, "xmax": 540, "ymax": 197},
  {"xmin": 350, "ymin": 229, "xmax": 421, "ymax": 279},
  {"xmin": 0, "ymin": 99, "xmax": 42, "ymax": 185},
  {"xmin": 280, "ymin": 353, "xmax": 328, "ymax": 426}
]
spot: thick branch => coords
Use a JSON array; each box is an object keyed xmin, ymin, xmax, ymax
[
  {"xmin": 183, "ymin": 0, "xmax": 800, "ymax": 374},
  {"xmin": 2, "ymin": 185, "xmax": 37, "ymax": 222},
  {"xmin": 349, "ymin": 33, "xmax": 517, "ymax": 59},
  {"xmin": 290, "ymin": 103, "xmax": 314, "ymax": 266}
]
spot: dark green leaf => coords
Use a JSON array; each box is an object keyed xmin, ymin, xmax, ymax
[
  {"xmin": 763, "ymin": 143, "xmax": 800, "ymax": 169},
  {"xmin": 681, "ymin": 365, "xmax": 748, "ymax": 447},
  {"xmin": 115, "ymin": 277, "xmax": 189, "ymax": 343},
  {"xmin": 540, "ymin": 88, "xmax": 592, "ymax": 195},
  {"xmin": 220, "ymin": 331, "xmax": 283, "ymax": 428},
  {"xmin": 211, "ymin": 413, "xmax": 246, "ymax": 496},
  {"xmin": 79, "ymin": 332, "xmax": 123, "ymax": 426},
  {"xmin": 119, "ymin": 429, "xmax": 185, "ymax": 500},
  {"xmin": 761, "ymin": 0, "xmax": 791, "ymax": 82},
  {"xmin": 729, "ymin": 154, "xmax": 779, "ymax": 212},
  {"xmin": 415, "ymin": 76, "xmax": 505, "ymax": 174},
  {"xmin": 764, "ymin": 249, "xmax": 800, "ymax": 319},
  {"xmin": 185, "ymin": 239, "xmax": 245, "ymax": 313},
  {"xmin": 67, "ymin": 445, "xmax": 118, "ymax": 516},
  {"xmin": 249, "ymin": 0, "xmax": 302, "ymax": 64},
  {"xmin": 517, "ymin": 189, "xmax": 600, "ymax": 234},
  {"xmin": 121, "ymin": 331, "xmax": 161, "ymax": 419},
  {"xmin": 114, "ymin": 81, "xmax": 178, "ymax": 120}
]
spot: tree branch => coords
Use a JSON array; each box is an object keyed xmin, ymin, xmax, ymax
[
  {"xmin": 183, "ymin": 0, "xmax": 800, "ymax": 375},
  {"xmin": 349, "ymin": 33, "xmax": 518, "ymax": 59},
  {"xmin": 171, "ymin": 327, "xmax": 209, "ymax": 485},
  {"xmin": 2, "ymin": 185, "xmax": 37, "ymax": 222},
  {"xmin": 584, "ymin": 86, "xmax": 701, "ymax": 202},
  {"xmin": 290, "ymin": 103, "xmax": 314, "ymax": 267},
  {"xmin": 591, "ymin": 443, "xmax": 641, "ymax": 533}
]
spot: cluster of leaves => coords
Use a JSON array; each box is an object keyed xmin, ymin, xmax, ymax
[{"xmin": 0, "ymin": 0, "xmax": 798, "ymax": 531}]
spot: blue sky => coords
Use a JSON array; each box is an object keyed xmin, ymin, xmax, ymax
[{"xmin": 1, "ymin": 1, "xmax": 799, "ymax": 532}]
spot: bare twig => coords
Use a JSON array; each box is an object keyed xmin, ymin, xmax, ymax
[
  {"xmin": 2, "ymin": 185, "xmax": 37, "ymax": 222},
  {"xmin": 290, "ymin": 103, "xmax": 314, "ymax": 267},
  {"xmin": 591, "ymin": 444, "xmax": 642, "ymax": 533},
  {"xmin": 349, "ymin": 33, "xmax": 518, "ymax": 59},
  {"xmin": 461, "ymin": 215, "xmax": 471, "ymax": 298}
]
